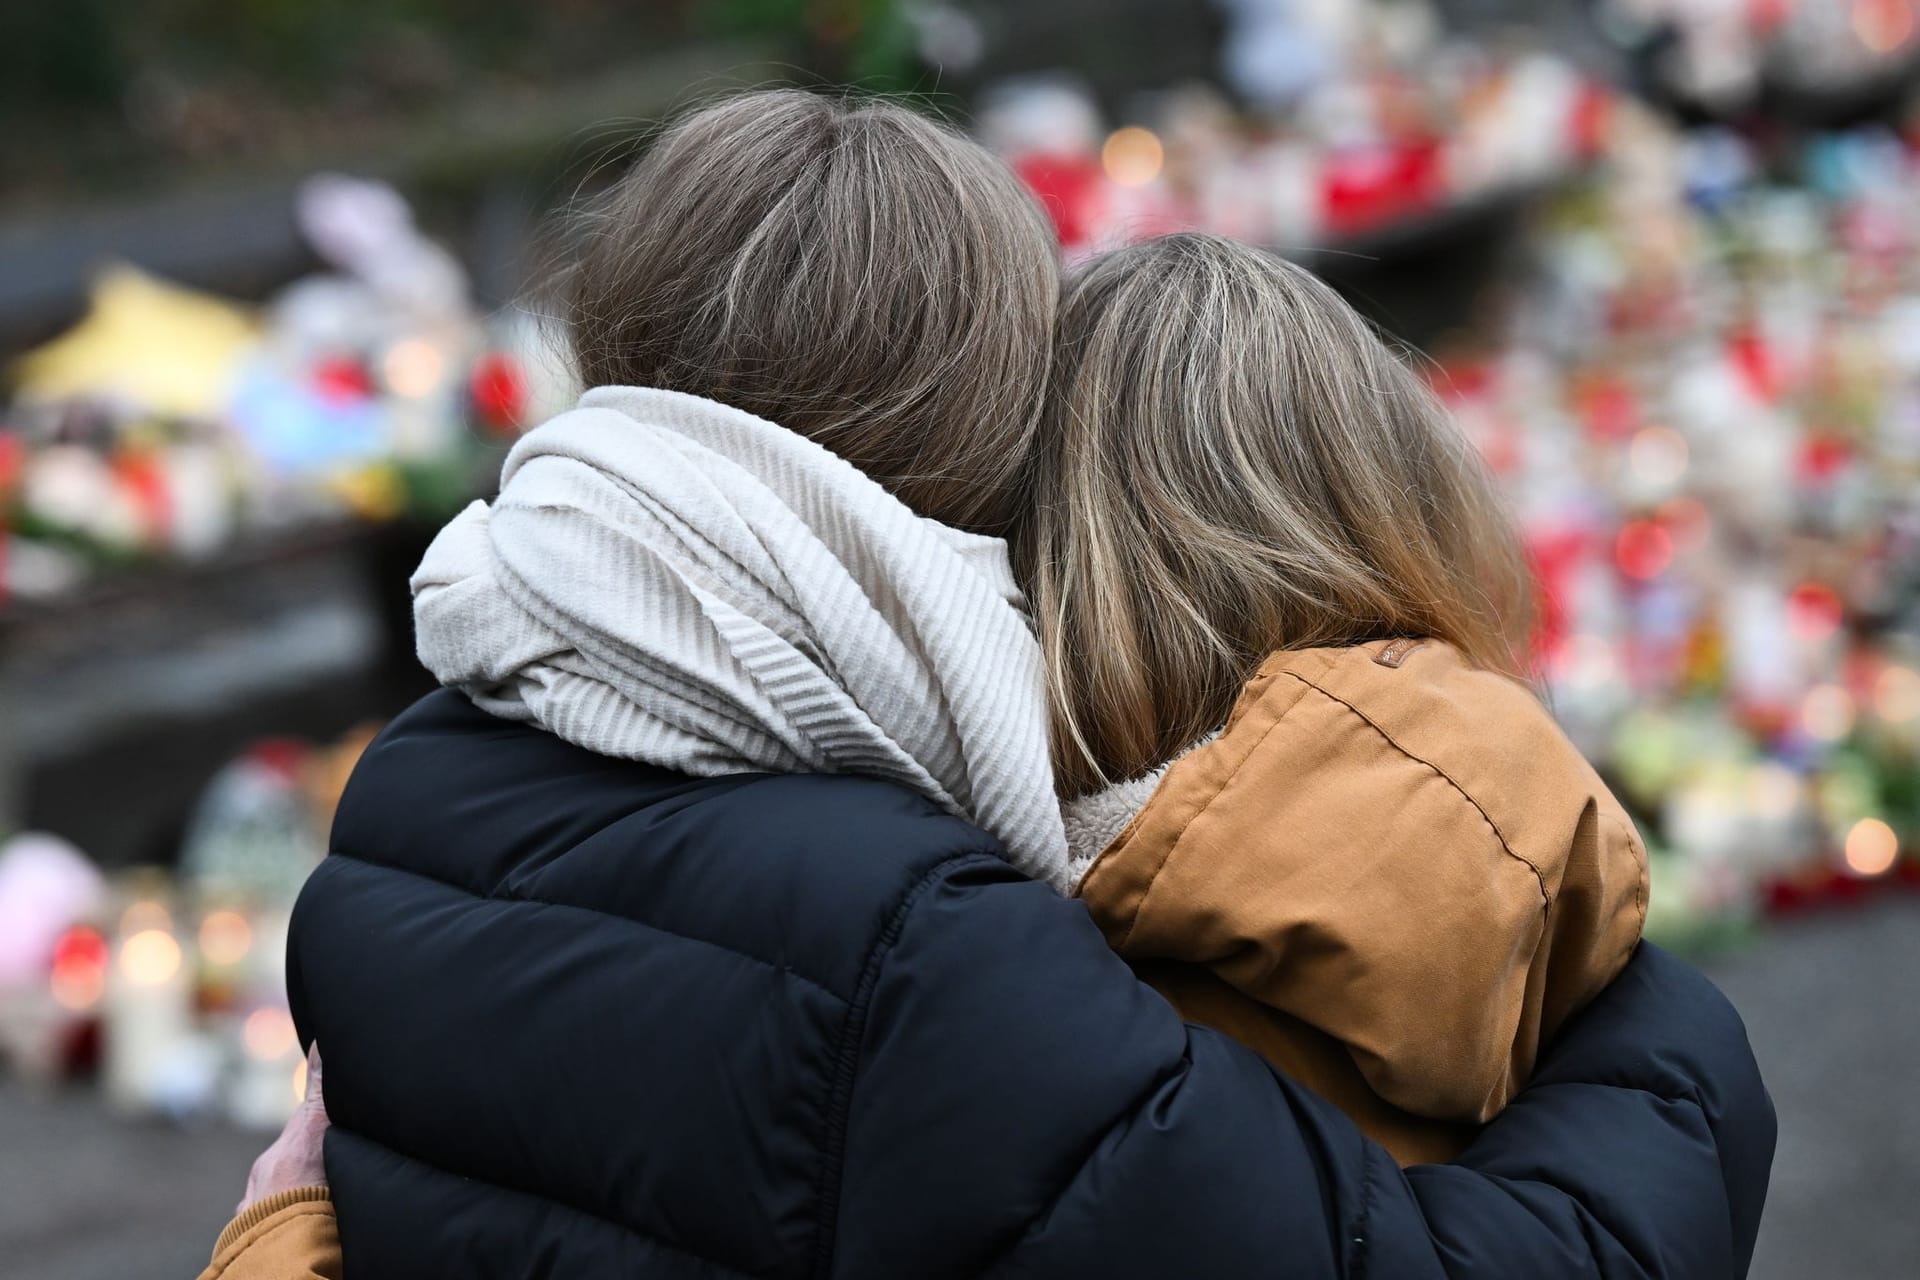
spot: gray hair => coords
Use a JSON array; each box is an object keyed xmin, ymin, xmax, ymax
[{"xmin": 566, "ymin": 89, "xmax": 1060, "ymax": 535}]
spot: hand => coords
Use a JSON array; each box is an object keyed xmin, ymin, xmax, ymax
[{"xmin": 238, "ymin": 1043, "xmax": 330, "ymax": 1212}]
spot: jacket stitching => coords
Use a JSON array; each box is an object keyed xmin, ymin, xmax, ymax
[
  {"xmin": 1111, "ymin": 666, "xmax": 1551, "ymax": 958},
  {"xmin": 322, "ymin": 849, "xmax": 848, "ymax": 1003},
  {"xmin": 806, "ymin": 851, "xmax": 1006, "ymax": 1280},
  {"xmin": 1516, "ymin": 1077, "xmax": 1707, "ymax": 1111},
  {"xmin": 1598, "ymin": 808, "xmax": 1651, "ymax": 942},
  {"xmin": 1493, "ymin": 1165, "xmax": 1666, "ymax": 1280},
  {"xmin": 1352, "ymin": 1138, "xmax": 1379, "ymax": 1280},
  {"xmin": 974, "ymin": 1050, "xmax": 1196, "ymax": 1276},
  {"xmin": 326, "ymin": 1125, "xmax": 760, "ymax": 1277},
  {"xmin": 1283, "ymin": 676, "xmax": 1552, "ymax": 917}
]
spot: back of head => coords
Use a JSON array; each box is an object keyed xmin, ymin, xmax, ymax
[
  {"xmin": 567, "ymin": 89, "xmax": 1059, "ymax": 535},
  {"xmin": 1020, "ymin": 233, "xmax": 1533, "ymax": 797}
]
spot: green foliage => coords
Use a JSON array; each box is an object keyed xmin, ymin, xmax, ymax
[
  {"xmin": 0, "ymin": 2, "xmax": 694, "ymax": 119},
  {"xmin": 0, "ymin": 0, "xmax": 126, "ymax": 113},
  {"xmin": 702, "ymin": 0, "xmax": 921, "ymax": 93}
]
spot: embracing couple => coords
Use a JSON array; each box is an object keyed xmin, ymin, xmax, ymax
[{"xmin": 203, "ymin": 89, "xmax": 1773, "ymax": 1279}]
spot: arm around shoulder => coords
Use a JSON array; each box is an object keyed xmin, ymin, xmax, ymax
[
  {"xmin": 891, "ymin": 857, "xmax": 1771, "ymax": 1278},
  {"xmin": 1371, "ymin": 942, "xmax": 1775, "ymax": 1278}
]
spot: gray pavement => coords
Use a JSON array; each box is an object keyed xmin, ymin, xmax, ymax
[
  {"xmin": 0, "ymin": 1088, "xmax": 261, "ymax": 1279},
  {"xmin": 1701, "ymin": 898, "xmax": 1920, "ymax": 1280},
  {"xmin": 1, "ymin": 899, "xmax": 1915, "ymax": 1279}
]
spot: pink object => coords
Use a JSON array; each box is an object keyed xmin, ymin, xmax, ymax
[
  {"xmin": 310, "ymin": 357, "xmax": 374, "ymax": 406},
  {"xmin": 470, "ymin": 353, "xmax": 529, "ymax": 434},
  {"xmin": 1321, "ymin": 141, "xmax": 1443, "ymax": 237},
  {"xmin": 1014, "ymin": 153, "xmax": 1108, "ymax": 250},
  {"xmin": 0, "ymin": 833, "xmax": 104, "ymax": 988}
]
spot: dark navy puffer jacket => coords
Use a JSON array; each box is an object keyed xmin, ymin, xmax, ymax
[{"xmin": 290, "ymin": 690, "xmax": 1774, "ymax": 1279}]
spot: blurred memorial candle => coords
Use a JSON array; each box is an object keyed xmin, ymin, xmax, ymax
[
  {"xmin": 102, "ymin": 878, "xmax": 191, "ymax": 1112},
  {"xmin": 231, "ymin": 1001, "xmax": 302, "ymax": 1129},
  {"xmin": 228, "ymin": 909, "xmax": 300, "ymax": 1128}
]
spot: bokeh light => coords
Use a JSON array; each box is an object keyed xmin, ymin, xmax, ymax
[
  {"xmin": 1102, "ymin": 127, "xmax": 1164, "ymax": 187},
  {"xmin": 1788, "ymin": 582, "xmax": 1846, "ymax": 642},
  {"xmin": 119, "ymin": 928, "xmax": 182, "ymax": 987},
  {"xmin": 1745, "ymin": 762, "xmax": 1803, "ymax": 820},
  {"xmin": 243, "ymin": 1007, "xmax": 299, "ymax": 1061},
  {"xmin": 1615, "ymin": 520, "xmax": 1674, "ymax": 579},
  {"xmin": 1844, "ymin": 816, "xmax": 1899, "ymax": 876},
  {"xmin": 1629, "ymin": 425, "xmax": 1689, "ymax": 487},
  {"xmin": 197, "ymin": 910, "xmax": 253, "ymax": 968},
  {"xmin": 50, "ymin": 925, "xmax": 109, "ymax": 1011},
  {"xmin": 1801, "ymin": 683, "xmax": 1857, "ymax": 742},
  {"xmin": 1874, "ymin": 665, "xmax": 1920, "ymax": 722},
  {"xmin": 1855, "ymin": 0, "xmax": 1917, "ymax": 55},
  {"xmin": 382, "ymin": 338, "xmax": 445, "ymax": 398}
]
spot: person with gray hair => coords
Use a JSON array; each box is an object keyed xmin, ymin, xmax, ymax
[{"xmin": 202, "ymin": 90, "xmax": 1770, "ymax": 1280}]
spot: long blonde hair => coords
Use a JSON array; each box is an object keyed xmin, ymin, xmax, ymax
[
  {"xmin": 566, "ymin": 89, "xmax": 1059, "ymax": 535},
  {"xmin": 1018, "ymin": 233, "xmax": 1534, "ymax": 797}
]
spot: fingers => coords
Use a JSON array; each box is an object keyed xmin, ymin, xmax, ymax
[
  {"xmin": 235, "ymin": 1041, "xmax": 332, "ymax": 1212},
  {"xmin": 305, "ymin": 1042, "xmax": 324, "ymax": 1108}
]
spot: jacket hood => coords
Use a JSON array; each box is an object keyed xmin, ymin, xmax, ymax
[{"xmin": 1078, "ymin": 640, "xmax": 1649, "ymax": 1127}]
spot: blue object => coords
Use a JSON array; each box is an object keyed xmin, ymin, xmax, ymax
[
  {"xmin": 1683, "ymin": 128, "xmax": 1754, "ymax": 214},
  {"xmin": 228, "ymin": 360, "xmax": 388, "ymax": 475},
  {"xmin": 292, "ymin": 690, "xmax": 1775, "ymax": 1278}
]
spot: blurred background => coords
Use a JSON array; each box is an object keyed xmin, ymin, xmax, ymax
[{"xmin": 1, "ymin": 2, "xmax": 1916, "ymax": 1276}]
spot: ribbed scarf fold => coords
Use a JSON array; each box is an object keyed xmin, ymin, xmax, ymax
[{"xmin": 412, "ymin": 386, "xmax": 1070, "ymax": 889}]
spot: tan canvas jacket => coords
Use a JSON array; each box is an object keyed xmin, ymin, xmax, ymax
[
  {"xmin": 1076, "ymin": 640, "xmax": 1649, "ymax": 1166},
  {"xmin": 198, "ymin": 1189, "xmax": 339, "ymax": 1280}
]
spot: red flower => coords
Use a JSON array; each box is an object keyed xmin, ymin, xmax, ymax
[{"xmin": 469, "ymin": 353, "xmax": 529, "ymax": 435}]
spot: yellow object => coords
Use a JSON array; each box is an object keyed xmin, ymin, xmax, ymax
[
  {"xmin": 200, "ymin": 1189, "xmax": 339, "ymax": 1280},
  {"xmin": 326, "ymin": 462, "xmax": 407, "ymax": 521},
  {"xmin": 13, "ymin": 264, "xmax": 258, "ymax": 419}
]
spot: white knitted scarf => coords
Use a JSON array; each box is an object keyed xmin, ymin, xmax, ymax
[{"xmin": 412, "ymin": 386, "xmax": 1071, "ymax": 890}]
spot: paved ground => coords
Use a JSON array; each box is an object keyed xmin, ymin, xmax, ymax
[
  {"xmin": 0, "ymin": 1089, "xmax": 261, "ymax": 1279},
  {"xmin": 1701, "ymin": 898, "xmax": 1920, "ymax": 1280},
  {"xmin": 2, "ymin": 898, "xmax": 1915, "ymax": 1279}
]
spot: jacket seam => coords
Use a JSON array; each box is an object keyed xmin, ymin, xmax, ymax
[
  {"xmin": 1461, "ymin": 1166, "xmax": 1670, "ymax": 1280},
  {"xmin": 1109, "ymin": 684, "xmax": 1308, "ymax": 950},
  {"xmin": 1281, "ymin": 676, "xmax": 1552, "ymax": 918},
  {"xmin": 1598, "ymin": 809, "xmax": 1651, "ymax": 944},
  {"xmin": 975, "ymin": 1051, "xmax": 1196, "ymax": 1276},
  {"xmin": 1352, "ymin": 1139, "xmax": 1381, "ymax": 1280},
  {"xmin": 1508, "ymin": 1076, "xmax": 1707, "ymax": 1111},
  {"xmin": 326, "ymin": 1125, "xmax": 759, "ymax": 1277},
  {"xmin": 321, "ymin": 849, "xmax": 848, "ymax": 1003},
  {"xmin": 807, "ymin": 850, "xmax": 1006, "ymax": 1280}
]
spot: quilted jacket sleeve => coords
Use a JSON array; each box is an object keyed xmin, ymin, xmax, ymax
[
  {"xmin": 837, "ymin": 855, "xmax": 1773, "ymax": 1280},
  {"xmin": 1376, "ymin": 941, "xmax": 1774, "ymax": 1278}
]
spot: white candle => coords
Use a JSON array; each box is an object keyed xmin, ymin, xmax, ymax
[{"xmin": 102, "ymin": 899, "xmax": 192, "ymax": 1114}]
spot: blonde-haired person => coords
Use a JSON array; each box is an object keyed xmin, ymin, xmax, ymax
[
  {"xmin": 203, "ymin": 96, "xmax": 1771, "ymax": 1279},
  {"xmin": 1027, "ymin": 232, "xmax": 1650, "ymax": 1166}
]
